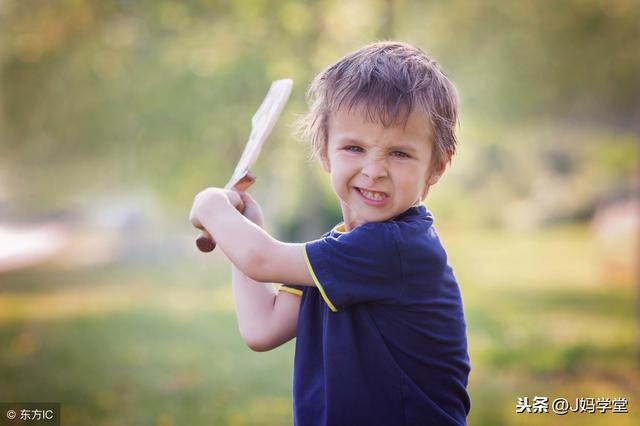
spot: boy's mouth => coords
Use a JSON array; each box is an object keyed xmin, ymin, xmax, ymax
[{"xmin": 355, "ymin": 187, "xmax": 389, "ymax": 205}]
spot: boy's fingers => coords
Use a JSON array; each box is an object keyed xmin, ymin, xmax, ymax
[
  {"xmin": 238, "ymin": 191, "xmax": 255, "ymax": 206},
  {"xmin": 228, "ymin": 189, "xmax": 246, "ymax": 213},
  {"xmin": 189, "ymin": 212, "xmax": 203, "ymax": 230}
]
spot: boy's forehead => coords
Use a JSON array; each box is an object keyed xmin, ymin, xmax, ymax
[{"xmin": 328, "ymin": 106, "xmax": 433, "ymax": 142}]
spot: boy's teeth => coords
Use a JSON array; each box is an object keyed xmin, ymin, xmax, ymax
[{"xmin": 359, "ymin": 189, "xmax": 386, "ymax": 201}]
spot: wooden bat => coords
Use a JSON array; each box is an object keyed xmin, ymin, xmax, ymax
[{"xmin": 196, "ymin": 79, "xmax": 293, "ymax": 252}]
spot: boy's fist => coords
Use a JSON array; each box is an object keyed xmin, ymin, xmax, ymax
[
  {"xmin": 190, "ymin": 187, "xmax": 245, "ymax": 234},
  {"xmin": 191, "ymin": 173, "xmax": 258, "ymax": 252}
]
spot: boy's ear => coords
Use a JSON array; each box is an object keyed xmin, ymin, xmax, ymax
[
  {"xmin": 320, "ymin": 153, "xmax": 331, "ymax": 173},
  {"xmin": 427, "ymin": 159, "xmax": 447, "ymax": 185},
  {"xmin": 421, "ymin": 161, "xmax": 447, "ymax": 201}
]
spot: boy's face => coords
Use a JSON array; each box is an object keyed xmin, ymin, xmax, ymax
[{"xmin": 322, "ymin": 107, "xmax": 444, "ymax": 231}]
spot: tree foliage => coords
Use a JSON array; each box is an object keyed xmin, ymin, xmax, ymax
[{"xmin": 1, "ymin": 0, "xmax": 638, "ymax": 228}]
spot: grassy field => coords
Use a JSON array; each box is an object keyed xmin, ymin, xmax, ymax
[{"xmin": 0, "ymin": 224, "xmax": 638, "ymax": 425}]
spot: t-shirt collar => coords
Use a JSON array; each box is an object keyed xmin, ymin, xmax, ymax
[{"xmin": 331, "ymin": 205, "xmax": 430, "ymax": 235}]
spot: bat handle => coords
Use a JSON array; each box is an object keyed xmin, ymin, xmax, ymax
[{"xmin": 195, "ymin": 173, "xmax": 256, "ymax": 253}]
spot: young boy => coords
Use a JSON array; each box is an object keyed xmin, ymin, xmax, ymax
[{"xmin": 190, "ymin": 41, "xmax": 471, "ymax": 425}]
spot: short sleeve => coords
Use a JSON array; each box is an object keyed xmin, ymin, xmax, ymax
[
  {"xmin": 304, "ymin": 222, "xmax": 404, "ymax": 311},
  {"xmin": 276, "ymin": 284, "xmax": 304, "ymax": 297}
]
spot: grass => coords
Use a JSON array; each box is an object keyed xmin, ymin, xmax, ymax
[
  {"xmin": 443, "ymin": 224, "xmax": 639, "ymax": 425},
  {"xmin": 0, "ymin": 261, "xmax": 295, "ymax": 425},
  {"xmin": 0, "ymin": 224, "xmax": 638, "ymax": 425}
]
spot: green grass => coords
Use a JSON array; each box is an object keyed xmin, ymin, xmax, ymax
[
  {"xmin": 443, "ymin": 225, "xmax": 639, "ymax": 425},
  {"xmin": 0, "ymin": 224, "xmax": 638, "ymax": 425},
  {"xmin": 0, "ymin": 262, "xmax": 295, "ymax": 425}
]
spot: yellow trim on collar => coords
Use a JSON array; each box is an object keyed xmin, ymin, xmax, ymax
[
  {"xmin": 278, "ymin": 285, "xmax": 303, "ymax": 297},
  {"xmin": 333, "ymin": 223, "xmax": 346, "ymax": 233},
  {"xmin": 303, "ymin": 245, "xmax": 338, "ymax": 312}
]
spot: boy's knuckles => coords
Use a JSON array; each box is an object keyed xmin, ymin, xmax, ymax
[{"xmin": 194, "ymin": 187, "xmax": 225, "ymax": 205}]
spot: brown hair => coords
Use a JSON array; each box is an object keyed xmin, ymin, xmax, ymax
[{"xmin": 297, "ymin": 41, "xmax": 459, "ymax": 167}]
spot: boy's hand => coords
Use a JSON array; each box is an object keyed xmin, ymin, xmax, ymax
[
  {"xmin": 238, "ymin": 192, "xmax": 265, "ymax": 228},
  {"xmin": 190, "ymin": 187, "xmax": 244, "ymax": 234}
]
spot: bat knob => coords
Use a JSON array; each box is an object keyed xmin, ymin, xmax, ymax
[{"xmin": 196, "ymin": 235, "xmax": 216, "ymax": 252}]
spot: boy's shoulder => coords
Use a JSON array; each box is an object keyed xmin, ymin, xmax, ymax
[{"xmin": 325, "ymin": 205, "xmax": 439, "ymax": 256}]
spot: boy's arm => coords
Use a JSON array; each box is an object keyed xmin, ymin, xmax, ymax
[
  {"xmin": 231, "ymin": 265, "xmax": 301, "ymax": 352},
  {"xmin": 190, "ymin": 188, "xmax": 314, "ymax": 286}
]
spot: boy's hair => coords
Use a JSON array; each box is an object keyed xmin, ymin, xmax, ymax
[{"xmin": 297, "ymin": 41, "xmax": 459, "ymax": 167}]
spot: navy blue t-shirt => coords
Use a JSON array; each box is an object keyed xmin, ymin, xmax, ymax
[{"xmin": 282, "ymin": 205, "xmax": 471, "ymax": 426}]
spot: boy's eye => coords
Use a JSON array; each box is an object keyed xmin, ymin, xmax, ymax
[
  {"xmin": 391, "ymin": 151, "xmax": 410, "ymax": 158},
  {"xmin": 345, "ymin": 145, "xmax": 364, "ymax": 153}
]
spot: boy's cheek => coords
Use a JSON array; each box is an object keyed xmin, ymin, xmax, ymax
[{"xmin": 330, "ymin": 168, "xmax": 350, "ymax": 188}]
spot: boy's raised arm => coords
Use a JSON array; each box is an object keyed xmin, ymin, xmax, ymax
[
  {"xmin": 191, "ymin": 190, "xmax": 309, "ymax": 351},
  {"xmin": 190, "ymin": 187, "xmax": 315, "ymax": 286}
]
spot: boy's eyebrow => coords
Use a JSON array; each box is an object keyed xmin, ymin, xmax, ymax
[
  {"xmin": 389, "ymin": 144, "xmax": 418, "ymax": 154},
  {"xmin": 337, "ymin": 137, "xmax": 419, "ymax": 154},
  {"xmin": 336, "ymin": 137, "xmax": 365, "ymax": 145}
]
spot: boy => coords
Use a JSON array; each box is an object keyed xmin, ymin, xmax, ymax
[{"xmin": 190, "ymin": 41, "xmax": 471, "ymax": 425}]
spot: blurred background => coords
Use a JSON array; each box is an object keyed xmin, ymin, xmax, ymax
[{"xmin": 0, "ymin": 0, "xmax": 638, "ymax": 424}]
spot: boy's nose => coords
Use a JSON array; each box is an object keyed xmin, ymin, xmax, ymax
[{"xmin": 361, "ymin": 157, "xmax": 388, "ymax": 180}]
